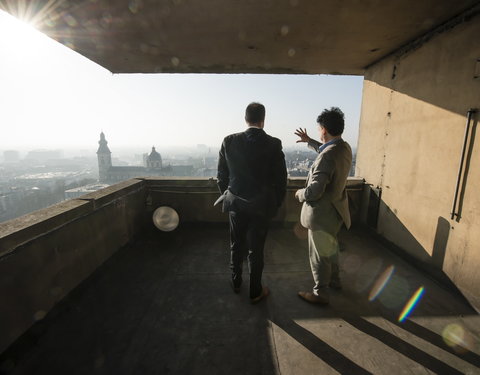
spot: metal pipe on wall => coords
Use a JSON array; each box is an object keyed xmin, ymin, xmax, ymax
[{"xmin": 451, "ymin": 108, "xmax": 477, "ymax": 220}]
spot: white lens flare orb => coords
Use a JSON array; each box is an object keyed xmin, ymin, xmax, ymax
[
  {"xmin": 153, "ymin": 206, "xmax": 179, "ymax": 232},
  {"xmin": 442, "ymin": 323, "xmax": 476, "ymax": 353}
]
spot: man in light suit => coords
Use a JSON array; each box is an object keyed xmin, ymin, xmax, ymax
[
  {"xmin": 294, "ymin": 107, "xmax": 352, "ymax": 304},
  {"xmin": 217, "ymin": 102, "xmax": 287, "ymax": 303}
]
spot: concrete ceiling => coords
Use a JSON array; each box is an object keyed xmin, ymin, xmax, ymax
[{"xmin": 1, "ymin": 0, "xmax": 478, "ymax": 75}]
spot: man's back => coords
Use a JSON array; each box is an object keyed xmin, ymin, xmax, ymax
[
  {"xmin": 300, "ymin": 139, "xmax": 352, "ymax": 231},
  {"xmin": 314, "ymin": 140, "xmax": 352, "ymax": 200},
  {"xmin": 217, "ymin": 128, "xmax": 287, "ymax": 216},
  {"xmin": 318, "ymin": 140, "xmax": 352, "ymax": 228}
]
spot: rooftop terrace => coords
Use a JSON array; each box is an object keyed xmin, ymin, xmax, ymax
[{"xmin": 0, "ymin": 179, "xmax": 479, "ymax": 374}]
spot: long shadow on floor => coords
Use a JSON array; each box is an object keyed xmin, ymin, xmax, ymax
[{"xmin": 270, "ymin": 312, "xmax": 372, "ymax": 374}]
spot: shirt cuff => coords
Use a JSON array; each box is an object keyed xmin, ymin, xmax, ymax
[
  {"xmin": 307, "ymin": 139, "xmax": 322, "ymax": 153},
  {"xmin": 297, "ymin": 188, "xmax": 306, "ymax": 202}
]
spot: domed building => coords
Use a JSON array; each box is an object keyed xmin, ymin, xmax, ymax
[{"xmin": 146, "ymin": 147, "xmax": 162, "ymax": 169}]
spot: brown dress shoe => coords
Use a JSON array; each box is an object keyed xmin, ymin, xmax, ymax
[
  {"xmin": 251, "ymin": 287, "xmax": 270, "ymax": 304},
  {"xmin": 298, "ymin": 291, "xmax": 329, "ymax": 305}
]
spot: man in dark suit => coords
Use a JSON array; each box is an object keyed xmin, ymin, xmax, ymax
[{"xmin": 217, "ymin": 102, "xmax": 287, "ymax": 303}]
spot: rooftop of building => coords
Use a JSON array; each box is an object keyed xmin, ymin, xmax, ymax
[
  {"xmin": 107, "ymin": 166, "xmax": 148, "ymax": 171},
  {"xmin": 64, "ymin": 183, "xmax": 110, "ymax": 194}
]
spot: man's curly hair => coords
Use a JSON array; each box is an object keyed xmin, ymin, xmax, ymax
[{"xmin": 316, "ymin": 107, "xmax": 345, "ymax": 136}]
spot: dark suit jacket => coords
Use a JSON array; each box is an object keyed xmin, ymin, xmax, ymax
[{"xmin": 217, "ymin": 127, "xmax": 287, "ymax": 217}]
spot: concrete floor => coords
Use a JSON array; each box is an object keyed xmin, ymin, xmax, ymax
[{"xmin": 0, "ymin": 224, "xmax": 479, "ymax": 375}]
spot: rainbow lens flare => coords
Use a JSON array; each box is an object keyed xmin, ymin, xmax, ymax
[
  {"xmin": 398, "ymin": 286, "xmax": 425, "ymax": 322},
  {"xmin": 368, "ymin": 265, "xmax": 395, "ymax": 301}
]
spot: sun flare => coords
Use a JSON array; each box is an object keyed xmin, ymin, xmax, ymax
[{"xmin": 0, "ymin": 9, "xmax": 45, "ymax": 53}]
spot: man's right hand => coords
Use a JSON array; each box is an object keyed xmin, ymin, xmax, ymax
[{"xmin": 294, "ymin": 128, "xmax": 310, "ymax": 143}]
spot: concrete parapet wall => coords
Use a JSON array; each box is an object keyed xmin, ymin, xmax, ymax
[
  {"xmin": 0, "ymin": 179, "xmax": 147, "ymax": 354},
  {"xmin": 143, "ymin": 177, "xmax": 364, "ymax": 226}
]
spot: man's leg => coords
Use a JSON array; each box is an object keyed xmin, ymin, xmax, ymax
[
  {"xmin": 229, "ymin": 211, "xmax": 248, "ymax": 290},
  {"xmin": 330, "ymin": 252, "xmax": 341, "ymax": 289},
  {"xmin": 246, "ymin": 215, "xmax": 269, "ymax": 299},
  {"xmin": 308, "ymin": 229, "xmax": 339, "ymax": 297}
]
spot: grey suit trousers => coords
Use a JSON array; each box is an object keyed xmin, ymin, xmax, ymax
[{"xmin": 308, "ymin": 225, "xmax": 342, "ymax": 296}]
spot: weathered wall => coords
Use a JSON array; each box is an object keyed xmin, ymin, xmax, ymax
[
  {"xmin": 0, "ymin": 180, "xmax": 148, "ymax": 354},
  {"xmin": 356, "ymin": 13, "xmax": 480, "ymax": 310}
]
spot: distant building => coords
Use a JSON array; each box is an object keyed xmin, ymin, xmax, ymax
[
  {"xmin": 96, "ymin": 132, "xmax": 112, "ymax": 182},
  {"xmin": 96, "ymin": 133, "xmax": 192, "ymax": 183},
  {"xmin": 196, "ymin": 168, "xmax": 217, "ymax": 178},
  {"xmin": 25, "ymin": 149, "xmax": 63, "ymax": 162},
  {"xmin": 65, "ymin": 183, "xmax": 110, "ymax": 199},
  {"xmin": 170, "ymin": 165, "xmax": 194, "ymax": 176},
  {"xmin": 3, "ymin": 150, "xmax": 20, "ymax": 163},
  {"xmin": 146, "ymin": 147, "xmax": 162, "ymax": 169}
]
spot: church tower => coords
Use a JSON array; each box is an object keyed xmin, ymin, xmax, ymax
[{"xmin": 97, "ymin": 132, "xmax": 112, "ymax": 182}]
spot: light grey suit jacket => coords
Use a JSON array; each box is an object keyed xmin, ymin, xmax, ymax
[{"xmin": 297, "ymin": 138, "xmax": 352, "ymax": 233}]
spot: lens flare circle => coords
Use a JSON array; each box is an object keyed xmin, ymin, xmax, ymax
[
  {"xmin": 153, "ymin": 206, "xmax": 179, "ymax": 232},
  {"xmin": 309, "ymin": 230, "xmax": 338, "ymax": 257},
  {"xmin": 442, "ymin": 323, "xmax": 476, "ymax": 353},
  {"xmin": 378, "ymin": 276, "xmax": 410, "ymax": 309},
  {"xmin": 354, "ymin": 257, "xmax": 384, "ymax": 293},
  {"xmin": 343, "ymin": 254, "xmax": 362, "ymax": 273},
  {"xmin": 368, "ymin": 265, "xmax": 395, "ymax": 301}
]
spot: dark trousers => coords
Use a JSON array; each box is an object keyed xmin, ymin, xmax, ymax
[{"xmin": 229, "ymin": 211, "xmax": 269, "ymax": 299}]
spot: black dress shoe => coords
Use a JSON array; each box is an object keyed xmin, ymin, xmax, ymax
[{"xmin": 230, "ymin": 280, "xmax": 241, "ymax": 293}]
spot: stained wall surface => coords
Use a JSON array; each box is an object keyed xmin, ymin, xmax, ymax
[{"xmin": 356, "ymin": 13, "xmax": 480, "ymax": 310}]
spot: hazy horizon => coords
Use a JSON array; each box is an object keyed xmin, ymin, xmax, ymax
[{"xmin": 0, "ymin": 10, "xmax": 363, "ymax": 152}]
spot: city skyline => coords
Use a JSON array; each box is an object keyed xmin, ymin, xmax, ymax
[
  {"xmin": 0, "ymin": 128, "xmax": 327, "ymax": 223},
  {"xmin": 0, "ymin": 10, "xmax": 363, "ymax": 151}
]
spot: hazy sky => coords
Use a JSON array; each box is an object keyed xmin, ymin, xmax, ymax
[{"xmin": 0, "ymin": 10, "xmax": 364, "ymax": 152}]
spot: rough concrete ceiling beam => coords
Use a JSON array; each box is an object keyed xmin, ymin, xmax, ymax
[{"xmin": 0, "ymin": 0, "xmax": 478, "ymax": 75}]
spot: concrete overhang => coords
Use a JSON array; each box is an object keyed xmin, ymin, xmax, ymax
[{"xmin": 1, "ymin": 0, "xmax": 479, "ymax": 75}]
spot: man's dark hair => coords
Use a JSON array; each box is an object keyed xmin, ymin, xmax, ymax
[
  {"xmin": 317, "ymin": 107, "xmax": 345, "ymax": 136},
  {"xmin": 245, "ymin": 102, "xmax": 266, "ymax": 124}
]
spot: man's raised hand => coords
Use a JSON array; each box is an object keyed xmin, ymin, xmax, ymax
[{"xmin": 294, "ymin": 128, "xmax": 310, "ymax": 143}]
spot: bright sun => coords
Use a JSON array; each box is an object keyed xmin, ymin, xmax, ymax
[{"xmin": 0, "ymin": 10, "xmax": 46, "ymax": 54}]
